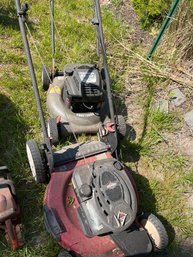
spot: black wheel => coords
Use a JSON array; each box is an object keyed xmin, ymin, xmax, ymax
[
  {"xmin": 117, "ymin": 115, "xmax": 127, "ymax": 138},
  {"xmin": 58, "ymin": 250, "xmax": 73, "ymax": 257},
  {"xmin": 42, "ymin": 65, "xmax": 50, "ymax": 91},
  {"xmin": 139, "ymin": 213, "xmax": 168, "ymax": 252},
  {"xmin": 26, "ymin": 139, "xmax": 47, "ymax": 183},
  {"xmin": 47, "ymin": 118, "xmax": 59, "ymax": 145}
]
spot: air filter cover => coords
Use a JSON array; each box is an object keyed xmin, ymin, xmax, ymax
[{"xmin": 64, "ymin": 64, "xmax": 103, "ymax": 102}]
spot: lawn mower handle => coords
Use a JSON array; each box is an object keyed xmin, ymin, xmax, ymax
[
  {"xmin": 94, "ymin": 0, "xmax": 117, "ymax": 137},
  {"xmin": 15, "ymin": 0, "xmax": 53, "ymax": 170},
  {"xmin": 50, "ymin": 0, "xmax": 55, "ymax": 74},
  {"xmin": 92, "ymin": 0, "xmax": 119, "ymax": 155}
]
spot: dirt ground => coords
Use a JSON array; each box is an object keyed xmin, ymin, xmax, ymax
[{"xmin": 107, "ymin": 0, "xmax": 193, "ymax": 256}]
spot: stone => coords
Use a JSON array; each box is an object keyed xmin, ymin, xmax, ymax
[
  {"xmin": 184, "ymin": 110, "xmax": 193, "ymax": 131},
  {"xmin": 169, "ymin": 88, "xmax": 186, "ymax": 107},
  {"xmin": 99, "ymin": 0, "xmax": 111, "ymax": 5},
  {"xmin": 153, "ymin": 99, "xmax": 169, "ymax": 113}
]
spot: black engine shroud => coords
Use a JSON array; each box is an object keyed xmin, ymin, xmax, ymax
[
  {"xmin": 63, "ymin": 64, "xmax": 104, "ymax": 111},
  {"xmin": 72, "ymin": 158, "xmax": 138, "ymax": 237}
]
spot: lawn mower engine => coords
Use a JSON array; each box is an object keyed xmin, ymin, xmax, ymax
[
  {"xmin": 72, "ymin": 158, "xmax": 137, "ymax": 237},
  {"xmin": 43, "ymin": 142, "xmax": 154, "ymax": 257},
  {"xmin": 63, "ymin": 64, "xmax": 104, "ymax": 113},
  {"xmin": 0, "ymin": 166, "xmax": 23, "ymax": 250}
]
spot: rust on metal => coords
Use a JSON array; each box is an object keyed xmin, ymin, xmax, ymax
[{"xmin": 0, "ymin": 167, "xmax": 23, "ymax": 250}]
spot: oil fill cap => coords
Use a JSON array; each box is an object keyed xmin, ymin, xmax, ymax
[
  {"xmin": 113, "ymin": 161, "xmax": 122, "ymax": 170},
  {"xmin": 65, "ymin": 67, "xmax": 74, "ymax": 76},
  {"xmin": 80, "ymin": 184, "xmax": 92, "ymax": 197}
]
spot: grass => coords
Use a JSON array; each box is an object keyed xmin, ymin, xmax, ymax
[{"xmin": 0, "ymin": 0, "xmax": 193, "ymax": 257}]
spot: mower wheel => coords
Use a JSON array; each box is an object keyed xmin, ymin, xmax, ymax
[
  {"xmin": 26, "ymin": 139, "xmax": 47, "ymax": 183},
  {"xmin": 140, "ymin": 213, "xmax": 168, "ymax": 252},
  {"xmin": 47, "ymin": 118, "xmax": 59, "ymax": 145},
  {"xmin": 42, "ymin": 65, "xmax": 50, "ymax": 91},
  {"xmin": 58, "ymin": 250, "xmax": 73, "ymax": 257},
  {"xmin": 117, "ymin": 115, "xmax": 127, "ymax": 138}
]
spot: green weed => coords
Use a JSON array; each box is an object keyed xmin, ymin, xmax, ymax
[{"xmin": 131, "ymin": 0, "xmax": 172, "ymax": 28}]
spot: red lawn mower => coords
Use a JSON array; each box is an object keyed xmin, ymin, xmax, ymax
[
  {"xmin": 0, "ymin": 166, "xmax": 23, "ymax": 250},
  {"xmin": 15, "ymin": 0, "xmax": 168, "ymax": 256}
]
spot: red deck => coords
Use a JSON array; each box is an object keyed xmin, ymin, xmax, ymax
[{"xmin": 44, "ymin": 154, "xmax": 124, "ymax": 257}]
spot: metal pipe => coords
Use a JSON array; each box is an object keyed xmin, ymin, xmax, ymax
[
  {"xmin": 15, "ymin": 0, "xmax": 51, "ymax": 153},
  {"xmin": 95, "ymin": 0, "xmax": 116, "ymax": 126},
  {"xmin": 50, "ymin": 0, "xmax": 55, "ymax": 74},
  {"xmin": 147, "ymin": 0, "xmax": 181, "ymax": 59}
]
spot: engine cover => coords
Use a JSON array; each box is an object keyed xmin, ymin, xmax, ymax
[
  {"xmin": 63, "ymin": 64, "xmax": 104, "ymax": 104},
  {"xmin": 72, "ymin": 158, "xmax": 138, "ymax": 237}
]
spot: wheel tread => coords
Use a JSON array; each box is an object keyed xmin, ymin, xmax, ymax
[
  {"xmin": 47, "ymin": 118, "xmax": 59, "ymax": 145},
  {"xmin": 26, "ymin": 139, "xmax": 47, "ymax": 183},
  {"xmin": 42, "ymin": 65, "xmax": 50, "ymax": 91},
  {"xmin": 117, "ymin": 115, "xmax": 126, "ymax": 138},
  {"xmin": 140, "ymin": 213, "xmax": 168, "ymax": 252},
  {"xmin": 58, "ymin": 250, "xmax": 73, "ymax": 257}
]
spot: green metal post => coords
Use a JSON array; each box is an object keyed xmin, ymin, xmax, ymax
[{"xmin": 147, "ymin": 0, "xmax": 181, "ymax": 59}]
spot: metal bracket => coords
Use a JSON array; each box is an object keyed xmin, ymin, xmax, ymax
[
  {"xmin": 17, "ymin": 4, "xmax": 29, "ymax": 22},
  {"xmin": 18, "ymin": 3, "xmax": 29, "ymax": 15},
  {"xmin": 92, "ymin": 18, "xmax": 99, "ymax": 25},
  {"xmin": 5, "ymin": 220, "xmax": 23, "ymax": 250}
]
